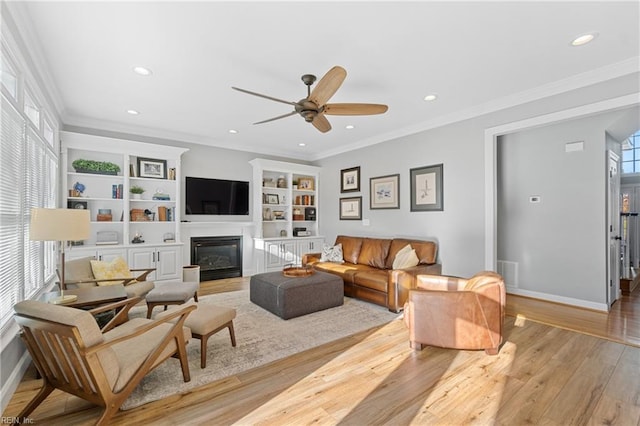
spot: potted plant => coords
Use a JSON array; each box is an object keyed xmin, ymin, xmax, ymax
[
  {"xmin": 130, "ymin": 185, "xmax": 145, "ymax": 199},
  {"xmin": 72, "ymin": 159, "xmax": 121, "ymax": 175}
]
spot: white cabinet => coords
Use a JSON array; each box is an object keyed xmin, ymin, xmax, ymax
[
  {"xmin": 66, "ymin": 246, "xmax": 127, "ymax": 262},
  {"xmin": 254, "ymin": 237, "xmax": 324, "ymax": 273},
  {"xmin": 263, "ymin": 240, "xmax": 297, "ymax": 271},
  {"xmin": 249, "ymin": 158, "xmax": 321, "ymax": 239},
  {"xmin": 128, "ymin": 245, "xmax": 181, "ymax": 281},
  {"xmin": 60, "ymin": 132, "xmax": 188, "ymax": 282},
  {"xmin": 61, "ymin": 131, "xmax": 187, "ymax": 248},
  {"xmin": 295, "ymin": 237, "xmax": 324, "ymax": 259},
  {"xmin": 250, "ymin": 159, "xmax": 324, "ymax": 273}
]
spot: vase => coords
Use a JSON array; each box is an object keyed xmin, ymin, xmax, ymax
[{"xmin": 132, "ymin": 194, "xmax": 142, "ymax": 200}]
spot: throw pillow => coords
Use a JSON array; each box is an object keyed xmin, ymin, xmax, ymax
[
  {"xmin": 392, "ymin": 244, "xmax": 420, "ymax": 269},
  {"xmin": 320, "ymin": 243, "xmax": 345, "ymax": 263},
  {"xmin": 90, "ymin": 256, "xmax": 135, "ymax": 286}
]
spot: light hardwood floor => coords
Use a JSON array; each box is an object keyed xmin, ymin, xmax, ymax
[{"xmin": 4, "ymin": 278, "xmax": 639, "ymax": 425}]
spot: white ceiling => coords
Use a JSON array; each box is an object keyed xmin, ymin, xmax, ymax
[{"xmin": 10, "ymin": 1, "xmax": 640, "ymax": 161}]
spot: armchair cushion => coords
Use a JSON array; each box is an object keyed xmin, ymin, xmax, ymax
[
  {"xmin": 13, "ymin": 300, "xmax": 120, "ymax": 390},
  {"xmin": 65, "ymin": 256, "xmax": 95, "ymax": 282},
  {"xmin": 103, "ymin": 317, "xmax": 192, "ymax": 392},
  {"xmin": 90, "ymin": 257, "xmax": 136, "ymax": 286}
]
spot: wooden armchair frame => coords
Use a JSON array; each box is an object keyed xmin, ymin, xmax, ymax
[
  {"xmin": 12, "ymin": 298, "xmax": 195, "ymax": 425},
  {"xmin": 61, "ymin": 267, "xmax": 155, "ymax": 290}
]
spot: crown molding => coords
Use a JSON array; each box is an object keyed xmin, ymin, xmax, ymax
[
  {"xmin": 312, "ymin": 57, "xmax": 640, "ymax": 161},
  {"xmin": 62, "ymin": 114, "xmax": 311, "ymax": 162}
]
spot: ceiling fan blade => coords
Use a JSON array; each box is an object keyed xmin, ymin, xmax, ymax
[
  {"xmin": 309, "ymin": 66, "xmax": 347, "ymax": 106},
  {"xmin": 253, "ymin": 111, "xmax": 297, "ymax": 125},
  {"xmin": 232, "ymin": 87, "xmax": 296, "ymax": 106},
  {"xmin": 324, "ymin": 103, "xmax": 389, "ymax": 116},
  {"xmin": 312, "ymin": 114, "xmax": 332, "ymax": 133}
]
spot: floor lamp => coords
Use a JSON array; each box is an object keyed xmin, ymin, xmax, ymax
[{"xmin": 30, "ymin": 208, "xmax": 91, "ymax": 304}]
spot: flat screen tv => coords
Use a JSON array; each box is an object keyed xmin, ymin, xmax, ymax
[{"xmin": 185, "ymin": 176, "xmax": 249, "ymax": 215}]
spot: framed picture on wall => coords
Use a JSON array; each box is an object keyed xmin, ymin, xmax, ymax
[
  {"xmin": 340, "ymin": 166, "xmax": 360, "ymax": 193},
  {"xmin": 339, "ymin": 196, "xmax": 362, "ymax": 220},
  {"xmin": 370, "ymin": 174, "xmax": 400, "ymax": 209},
  {"xmin": 410, "ymin": 163, "xmax": 443, "ymax": 211}
]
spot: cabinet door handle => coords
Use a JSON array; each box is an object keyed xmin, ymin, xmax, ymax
[{"xmin": 156, "ymin": 251, "xmax": 160, "ymax": 263}]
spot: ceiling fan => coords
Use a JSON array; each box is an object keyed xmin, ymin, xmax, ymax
[{"xmin": 232, "ymin": 66, "xmax": 388, "ymax": 133}]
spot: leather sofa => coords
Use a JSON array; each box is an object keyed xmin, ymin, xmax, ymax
[{"xmin": 302, "ymin": 235, "xmax": 441, "ymax": 312}]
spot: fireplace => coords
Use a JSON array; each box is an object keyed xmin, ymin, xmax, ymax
[{"xmin": 191, "ymin": 236, "xmax": 242, "ymax": 281}]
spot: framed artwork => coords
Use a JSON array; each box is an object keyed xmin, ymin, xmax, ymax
[
  {"xmin": 298, "ymin": 177, "xmax": 315, "ymax": 190},
  {"xmin": 370, "ymin": 174, "xmax": 400, "ymax": 209},
  {"xmin": 340, "ymin": 196, "xmax": 362, "ymax": 220},
  {"xmin": 410, "ymin": 164, "xmax": 443, "ymax": 211},
  {"xmin": 264, "ymin": 193, "xmax": 280, "ymax": 204},
  {"xmin": 340, "ymin": 166, "xmax": 361, "ymax": 193},
  {"xmin": 137, "ymin": 157, "xmax": 167, "ymax": 179}
]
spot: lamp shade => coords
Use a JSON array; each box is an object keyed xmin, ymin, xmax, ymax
[{"xmin": 30, "ymin": 208, "xmax": 91, "ymax": 242}]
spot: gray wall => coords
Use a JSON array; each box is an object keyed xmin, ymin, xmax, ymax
[
  {"xmin": 497, "ymin": 112, "xmax": 627, "ymax": 305},
  {"xmin": 315, "ymin": 79, "xmax": 638, "ymax": 303}
]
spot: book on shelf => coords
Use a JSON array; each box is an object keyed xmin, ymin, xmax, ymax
[{"xmin": 112, "ymin": 184, "xmax": 123, "ymax": 199}]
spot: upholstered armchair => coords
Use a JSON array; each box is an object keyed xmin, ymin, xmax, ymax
[
  {"xmin": 63, "ymin": 256, "xmax": 155, "ymax": 298},
  {"xmin": 403, "ymin": 271, "xmax": 505, "ymax": 355},
  {"xmin": 12, "ymin": 297, "xmax": 195, "ymax": 425}
]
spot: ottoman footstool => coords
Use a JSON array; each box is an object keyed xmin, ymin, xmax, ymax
[
  {"xmin": 155, "ymin": 301, "xmax": 237, "ymax": 368},
  {"xmin": 146, "ymin": 280, "xmax": 199, "ymax": 318},
  {"xmin": 250, "ymin": 270, "xmax": 344, "ymax": 319}
]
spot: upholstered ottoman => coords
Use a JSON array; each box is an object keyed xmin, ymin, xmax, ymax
[
  {"xmin": 155, "ymin": 301, "xmax": 237, "ymax": 368},
  {"xmin": 250, "ymin": 271, "xmax": 344, "ymax": 319},
  {"xmin": 146, "ymin": 280, "xmax": 199, "ymax": 318}
]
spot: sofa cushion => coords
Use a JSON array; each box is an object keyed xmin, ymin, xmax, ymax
[
  {"xmin": 386, "ymin": 238, "xmax": 437, "ymax": 269},
  {"xmin": 392, "ymin": 244, "xmax": 420, "ymax": 269},
  {"xmin": 357, "ymin": 238, "xmax": 392, "ymax": 269},
  {"xmin": 90, "ymin": 257, "xmax": 135, "ymax": 286},
  {"xmin": 353, "ymin": 269, "xmax": 388, "ymax": 292},
  {"xmin": 320, "ymin": 243, "xmax": 345, "ymax": 263},
  {"xmin": 336, "ymin": 235, "xmax": 364, "ymax": 264},
  {"xmin": 313, "ymin": 261, "xmax": 370, "ymax": 284}
]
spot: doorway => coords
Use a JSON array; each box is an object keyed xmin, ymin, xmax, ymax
[{"xmin": 607, "ymin": 150, "xmax": 620, "ymax": 307}]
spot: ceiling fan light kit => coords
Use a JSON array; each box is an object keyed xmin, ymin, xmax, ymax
[{"xmin": 232, "ymin": 66, "xmax": 388, "ymax": 133}]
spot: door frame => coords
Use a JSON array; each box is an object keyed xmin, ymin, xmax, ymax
[{"xmin": 607, "ymin": 150, "xmax": 621, "ymax": 307}]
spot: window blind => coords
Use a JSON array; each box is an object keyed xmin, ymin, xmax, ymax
[
  {"xmin": 0, "ymin": 93, "xmax": 57, "ymax": 327},
  {"xmin": 0, "ymin": 96, "xmax": 25, "ymax": 326}
]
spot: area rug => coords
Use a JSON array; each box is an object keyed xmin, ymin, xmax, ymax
[{"xmin": 122, "ymin": 290, "xmax": 399, "ymax": 409}]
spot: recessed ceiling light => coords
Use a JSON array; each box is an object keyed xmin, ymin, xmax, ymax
[
  {"xmin": 133, "ymin": 66, "xmax": 153, "ymax": 76},
  {"xmin": 298, "ymin": 143, "xmax": 306, "ymax": 147},
  {"xmin": 571, "ymin": 33, "xmax": 598, "ymax": 46},
  {"xmin": 424, "ymin": 94, "xmax": 438, "ymax": 101},
  {"xmin": 229, "ymin": 129, "xmax": 238, "ymax": 134},
  {"xmin": 126, "ymin": 109, "xmax": 139, "ymax": 115},
  {"xmin": 345, "ymin": 125, "xmax": 355, "ymax": 130}
]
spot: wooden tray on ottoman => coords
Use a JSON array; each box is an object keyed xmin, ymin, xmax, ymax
[{"xmin": 282, "ymin": 265, "xmax": 315, "ymax": 277}]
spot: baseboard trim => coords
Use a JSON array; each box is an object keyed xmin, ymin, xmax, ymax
[
  {"xmin": 1, "ymin": 350, "xmax": 31, "ymax": 414},
  {"xmin": 506, "ymin": 287, "xmax": 608, "ymax": 312}
]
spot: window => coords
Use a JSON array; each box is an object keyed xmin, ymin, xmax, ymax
[
  {"xmin": 0, "ymin": 49, "xmax": 18, "ymax": 101},
  {"xmin": 24, "ymin": 88, "xmax": 40, "ymax": 129},
  {"xmin": 0, "ymin": 93, "xmax": 57, "ymax": 328},
  {"xmin": 622, "ymin": 130, "xmax": 640, "ymax": 174}
]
